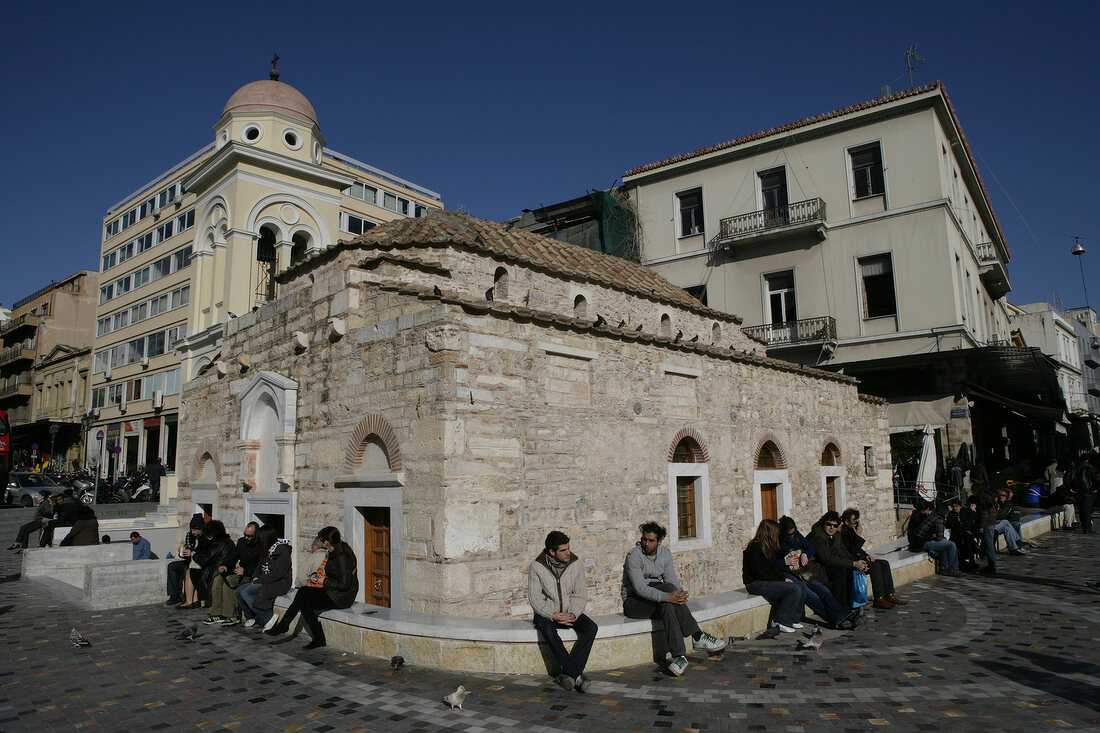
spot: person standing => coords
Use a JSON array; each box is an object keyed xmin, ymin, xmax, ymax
[
  {"xmin": 147, "ymin": 457, "xmax": 167, "ymax": 502},
  {"xmin": 621, "ymin": 522, "xmax": 727, "ymax": 676},
  {"xmin": 528, "ymin": 530, "xmax": 599, "ymax": 692}
]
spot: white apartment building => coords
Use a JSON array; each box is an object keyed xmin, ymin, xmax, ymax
[
  {"xmin": 617, "ymin": 83, "xmax": 1063, "ymax": 469},
  {"xmin": 89, "ymin": 68, "xmax": 442, "ymax": 492}
]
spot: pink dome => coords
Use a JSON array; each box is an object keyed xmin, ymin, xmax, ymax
[{"xmin": 222, "ymin": 80, "xmax": 318, "ymax": 126}]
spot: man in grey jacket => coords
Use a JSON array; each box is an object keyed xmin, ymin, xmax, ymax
[
  {"xmin": 621, "ymin": 522, "xmax": 727, "ymax": 676},
  {"xmin": 528, "ymin": 530, "xmax": 599, "ymax": 692}
]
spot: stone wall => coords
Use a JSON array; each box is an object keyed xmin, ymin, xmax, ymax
[{"xmin": 177, "ymin": 239, "xmax": 892, "ymax": 619}]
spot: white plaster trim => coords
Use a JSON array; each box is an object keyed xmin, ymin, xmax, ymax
[
  {"xmin": 246, "ymin": 191, "xmax": 333, "ymax": 248},
  {"xmin": 667, "ymin": 462, "xmax": 711, "ymax": 552},
  {"xmin": 190, "ymin": 485, "xmax": 219, "ymax": 520},
  {"xmin": 238, "ymin": 371, "xmax": 299, "ymax": 439},
  {"xmin": 244, "ymin": 492, "xmax": 298, "ymax": 582},
  {"xmin": 342, "ymin": 482, "xmax": 403, "ymax": 611},
  {"xmin": 537, "ymin": 342, "xmax": 598, "ymax": 361},
  {"xmin": 752, "ymin": 469, "xmax": 791, "ymax": 527},
  {"xmin": 660, "ymin": 363, "xmax": 701, "ymax": 378},
  {"xmin": 819, "ymin": 466, "xmax": 846, "ymax": 514}
]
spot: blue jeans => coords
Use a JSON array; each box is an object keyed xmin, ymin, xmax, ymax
[
  {"xmin": 532, "ymin": 613, "xmax": 598, "ymax": 679},
  {"xmin": 800, "ymin": 579, "xmax": 850, "ymax": 625},
  {"xmin": 922, "ymin": 539, "xmax": 959, "ymax": 570},
  {"xmin": 235, "ymin": 581, "xmax": 273, "ymax": 625},
  {"xmin": 746, "ymin": 579, "xmax": 807, "ymax": 627}
]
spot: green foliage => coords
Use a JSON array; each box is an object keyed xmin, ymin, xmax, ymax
[{"xmin": 890, "ymin": 430, "xmax": 924, "ymax": 467}]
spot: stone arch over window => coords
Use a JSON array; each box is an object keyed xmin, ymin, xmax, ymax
[
  {"xmin": 667, "ymin": 428, "xmax": 711, "ymax": 551},
  {"xmin": 189, "ymin": 438, "xmax": 224, "ymax": 483},
  {"xmin": 246, "ymin": 193, "xmax": 332, "ymax": 247},
  {"xmin": 343, "ymin": 413, "xmax": 403, "ymax": 474},
  {"xmin": 821, "ymin": 440, "xmax": 841, "ymax": 465},
  {"xmin": 755, "ymin": 436, "xmax": 788, "ymax": 469},
  {"xmin": 290, "ymin": 230, "xmax": 311, "ymax": 265},
  {"xmin": 493, "ymin": 267, "xmax": 509, "ymax": 300},
  {"xmin": 573, "ymin": 295, "xmax": 589, "ymax": 320},
  {"xmin": 666, "ymin": 428, "xmax": 711, "ymax": 463},
  {"xmin": 239, "ymin": 371, "xmax": 298, "ymax": 493},
  {"xmin": 659, "ymin": 314, "xmax": 672, "ymax": 339},
  {"xmin": 711, "ymin": 322, "xmax": 722, "ymax": 343}
]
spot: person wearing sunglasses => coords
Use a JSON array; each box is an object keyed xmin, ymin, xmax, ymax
[{"xmin": 840, "ymin": 508, "xmax": 906, "ymax": 607}]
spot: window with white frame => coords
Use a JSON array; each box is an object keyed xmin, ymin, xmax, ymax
[
  {"xmin": 849, "ymin": 142, "xmax": 885, "ymax": 199},
  {"xmin": 764, "ymin": 270, "xmax": 797, "ymax": 325},
  {"xmin": 667, "ymin": 436, "xmax": 710, "ymax": 550},
  {"xmin": 820, "ymin": 443, "xmax": 844, "ymax": 513},
  {"xmin": 753, "ymin": 441, "xmax": 790, "ymax": 526},
  {"xmin": 858, "ymin": 254, "xmax": 897, "ymax": 319},
  {"xmin": 676, "ymin": 188, "xmax": 704, "ymax": 237},
  {"xmin": 340, "ymin": 212, "xmax": 377, "ymax": 235}
]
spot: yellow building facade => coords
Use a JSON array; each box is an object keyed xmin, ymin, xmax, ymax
[{"xmin": 89, "ymin": 71, "xmax": 442, "ymax": 493}]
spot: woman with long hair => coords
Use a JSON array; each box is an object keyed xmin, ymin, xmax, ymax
[
  {"xmin": 743, "ymin": 519, "xmax": 807, "ymax": 633},
  {"xmin": 235, "ymin": 524, "xmax": 293, "ymax": 629},
  {"xmin": 265, "ymin": 526, "xmax": 358, "ymax": 649}
]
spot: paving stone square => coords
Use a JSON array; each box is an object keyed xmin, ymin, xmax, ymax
[{"xmin": 1, "ymin": 526, "xmax": 1097, "ymax": 731}]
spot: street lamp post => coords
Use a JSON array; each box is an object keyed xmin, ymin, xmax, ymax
[
  {"xmin": 1072, "ymin": 238, "xmax": 1090, "ymax": 310},
  {"xmin": 48, "ymin": 422, "xmax": 59, "ymax": 472}
]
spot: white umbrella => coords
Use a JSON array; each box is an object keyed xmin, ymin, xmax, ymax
[{"xmin": 914, "ymin": 425, "xmax": 938, "ymax": 502}]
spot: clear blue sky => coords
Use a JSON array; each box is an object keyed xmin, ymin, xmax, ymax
[{"xmin": 2, "ymin": 0, "xmax": 1096, "ymax": 313}]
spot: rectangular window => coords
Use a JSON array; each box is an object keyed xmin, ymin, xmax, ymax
[
  {"xmin": 383, "ymin": 191, "xmax": 398, "ymax": 211},
  {"xmin": 850, "ymin": 143, "xmax": 885, "ymax": 198},
  {"xmin": 349, "ymin": 181, "xmax": 378, "ymax": 205},
  {"xmin": 859, "ymin": 254, "xmax": 897, "ymax": 319},
  {"xmin": 94, "ymin": 351, "xmax": 108, "ymax": 373},
  {"xmin": 414, "ymin": 204, "xmax": 430, "ymax": 217},
  {"xmin": 154, "ymin": 255, "xmax": 171, "ymax": 279},
  {"xmin": 177, "ymin": 209, "xmax": 194, "ymax": 231},
  {"xmin": 146, "ymin": 331, "xmax": 165, "ymax": 358},
  {"xmin": 677, "ymin": 189, "xmax": 704, "ymax": 237},
  {"xmin": 173, "ymin": 246, "xmax": 192, "ymax": 270},
  {"xmin": 137, "ymin": 232, "xmax": 154, "ymax": 252},
  {"xmin": 340, "ymin": 212, "xmax": 376, "ymax": 235},
  {"xmin": 144, "ymin": 371, "xmax": 165, "ymax": 399},
  {"xmin": 133, "ymin": 267, "xmax": 150, "ymax": 288},
  {"xmin": 107, "ymin": 384, "xmax": 122, "ymax": 406},
  {"xmin": 91, "ymin": 387, "xmax": 105, "ymax": 409},
  {"xmin": 676, "ymin": 476, "xmax": 697, "ymax": 539},
  {"xmin": 765, "ymin": 270, "xmax": 797, "ymax": 325},
  {"xmin": 127, "ymin": 337, "xmax": 145, "ymax": 364},
  {"xmin": 96, "ymin": 317, "xmax": 110, "ymax": 337},
  {"xmin": 164, "ymin": 368, "xmax": 180, "ymax": 395},
  {"xmin": 126, "ymin": 378, "xmax": 143, "ymax": 402}
]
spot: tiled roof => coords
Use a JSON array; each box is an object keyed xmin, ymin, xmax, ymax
[
  {"xmin": 622, "ymin": 81, "xmax": 1008, "ymax": 257},
  {"xmin": 339, "ymin": 210, "xmax": 741, "ymax": 323}
]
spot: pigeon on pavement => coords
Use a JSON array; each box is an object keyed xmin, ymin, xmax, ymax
[
  {"xmin": 177, "ymin": 624, "xmax": 202, "ymax": 642},
  {"xmin": 443, "ymin": 685, "xmax": 469, "ymax": 711},
  {"xmin": 70, "ymin": 628, "xmax": 91, "ymax": 647},
  {"xmin": 390, "ymin": 655, "xmax": 405, "ymax": 670},
  {"xmin": 797, "ymin": 625, "xmax": 825, "ymax": 651}
]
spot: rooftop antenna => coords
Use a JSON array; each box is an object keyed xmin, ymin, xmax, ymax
[
  {"xmin": 905, "ymin": 45, "xmax": 925, "ymax": 87},
  {"xmin": 270, "ymin": 52, "xmax": 280, "ymax": 81}
]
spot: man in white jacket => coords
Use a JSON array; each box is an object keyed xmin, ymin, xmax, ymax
[
  {"xmin": 621, "ymin": 522, "xmax": 727, "ymax": 676},
  {"xmin": 528, "ymin": 531, "xmax": 599, "ymax": 692}
]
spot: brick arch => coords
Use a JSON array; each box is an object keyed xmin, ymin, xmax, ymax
[
  {"xmin": 667, "ymin": 428, "xmax": 710, "ymax": 463},
  {"xmin": 754, "ymin": 434, "xmax": 788, "ymax": 470},
  {"xmin": 189, "ymin": 438, "xmax": 224, "ymax": 482},
  {"xmin": 343, "ymin": 413, "xmax": 403, "ymax": 473},
  {"xmin": 821, "ymin": 437, "xmax": 842, "ymax": 465}
]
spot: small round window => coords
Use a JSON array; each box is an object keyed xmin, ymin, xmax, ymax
[
  {"xmin": 242, "ymin": 125, "xmax": 262, "ymax": 143},
  {"xmin": 282, "ymin": 128, "xmax": 302, "ymax": 150}
]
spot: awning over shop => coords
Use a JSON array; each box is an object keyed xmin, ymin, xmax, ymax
[{"xmin": 888, "ymin": 395, "xmax": 956, "ymax": 432}]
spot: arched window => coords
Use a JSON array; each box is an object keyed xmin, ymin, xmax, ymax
[
  {"xmin": 573, "ymin": 295, "xmax": 588, "ymax": 319},
  {"xmin": 290, "ymin": 231, "xmax": 310, "ymax": 266},
  {"xmin": 820, "ymin": 442, "xmax": 844, "ymax": 513},
  {"xmin": 711, "ymin": 322, "xmax": 722, "ymax": 343},
  {"xmin": 659, "ymin": 314, "xmax": 672, "ymax": 339},
  {"xmin": 493, "ymin": 267, "xmax": 509, "ymax": 300},
  {"xmin": 667, "ymin": 431, "xmax": 711, "ymax": 550},
  {"xmin": 753, "ymin": 439, "xmax": 789, "ymax": 523},
  {"xmin": 256, "ymin": 225, "xmax": 278, "ymax": 302}
]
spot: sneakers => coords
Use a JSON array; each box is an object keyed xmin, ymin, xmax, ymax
[
  {"xmin": 769, "ymin": 621, "xmax": 796, "ymax": 633},
  {"xmin": 692, "ymin": 631, "xmax": 729, "ymax": 653},
  {"xmin": 1009, "ymin": 547, "xmax": 1028, "ymax": 556},
  {"xmin": 202, "ymin": 616, "xmax": 225, "ymax": 625},
  {"xmin": 220, "ymin": 617, "xmax": 240, "ymax": 626},
  {"xmin": 242, "ymin": 618, "xmax": 257, "ymax": 629},
  {"xmin": 554, "ymin": 673, "xmax": 574, "ymax": 691},
  {"xmin": 6, "ymin": 543, "xmax": 20, "ymax": 551},
  {"xmin": 574, "ymin": 674, "xmax": 590, "ymax": 694},
  {"xmin": 262, "ymin": 614, "xmax": 280, "ymax": 632},
  {"xmin": 667, "ymin": 656, "xmax": 688, "ymax": 676},
  {"xmin": 790, "ymin": 622, "xmax": 804, "ymax": 629}
]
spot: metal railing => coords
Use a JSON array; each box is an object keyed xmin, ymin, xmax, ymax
[
  {"xmin": 742, "ymin": 315, "xmax": 837, "ymax": 347},
  {"xmin": 0, "ymin": 340, "xmax": 36, "ymax": 365},
  {"xmin": 0, "ymin": 375, "xmax": 32, "ymax": 397},
  {"xmin": 0, "ymin": 313, "xmax": 40, "ymax": 335},
  {"xmin": 717, "ymin": 198, "xmax": 826, "ymax": 242}
]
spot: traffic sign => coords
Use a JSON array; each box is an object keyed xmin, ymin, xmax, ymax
[
  {"xmin": 31, "ymin": 443, "xmax": 38, "ymax": 451},
  {"xmin": 96, "ymin": 430, "xmax": 104, "ymax": 441},
  {"xmin": 113, "ymin": 445, "xmax": 122, "ymax": 454}
]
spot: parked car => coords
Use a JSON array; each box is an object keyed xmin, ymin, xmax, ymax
[{"xmin": 4, "ymin": 472, "xmax": 62, "ymax": 507}]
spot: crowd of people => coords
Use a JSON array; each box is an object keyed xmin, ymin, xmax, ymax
[
  {"xmin": 163, "ymin": 515, "xmax": 356, "ymax": 650},
  {"xmin": 7, "ymin": 488, "xmax": 100, "ymax": 552}
]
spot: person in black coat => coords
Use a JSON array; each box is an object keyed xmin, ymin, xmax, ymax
[
  {"xmin": 181, "ymin": 520, "xmax": 237, "ymax": 610},
  {"xmin": 236, "ymin": 525, "xmax": 293, "ymax": 628},
  {"xmin": 265, "ymin": 526, "xmax": 358, "ymax": 649},
  {"xmin": 840, "ymin": 508, "xmax": 906, "ymax": 606}
]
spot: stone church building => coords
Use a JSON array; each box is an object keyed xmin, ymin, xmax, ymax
[{"xmin": 176, "ymin": 210, "xmax": 892, "ymax": 618}]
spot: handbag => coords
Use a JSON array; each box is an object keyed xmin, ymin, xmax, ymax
[{"xmin": 851, "ymin": 570, "xmax": 869, "ymax": 607}]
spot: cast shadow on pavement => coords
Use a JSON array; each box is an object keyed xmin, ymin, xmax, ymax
[{"xmin": 975, "ymin": 648, "xmax": 1100, "ymax": 715}]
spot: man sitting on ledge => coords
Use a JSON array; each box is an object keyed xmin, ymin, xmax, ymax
[
  {"xmin": 528, "ymin": 530, "xmax": 598, "ymax": 693},
  {"xmin": 908, "ymin": 500, "xmax": 962, "ymax": 576},
  {"xmin": 621, "ymin": 522, "xmax": 727, "ymax": 676}
]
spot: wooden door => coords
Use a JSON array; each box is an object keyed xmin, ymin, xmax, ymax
[
  {"xmin": 761, "ymin": 483, "xmax": 778, "ymax": 521},
  {"xmin": 363, "ymin": 508, "xmax": 391, "ymax": 608},
  {"xmin": 825, "ymin": 476, "xmax": 837, "ymax": 512}
]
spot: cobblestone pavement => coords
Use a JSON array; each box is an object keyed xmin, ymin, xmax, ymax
[{"xmin": 1, "ymin": 528, "xmax": 1098, "ymax": 732}]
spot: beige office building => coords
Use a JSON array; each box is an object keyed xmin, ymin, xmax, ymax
[{"xmin": 89, "ymin": 70, "xmax": 442, "ymax": 492}]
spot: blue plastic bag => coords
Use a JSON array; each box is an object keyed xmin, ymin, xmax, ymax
[{"xmin": 851, "ymin": 570, "xmax": 869, "ymax": 607}]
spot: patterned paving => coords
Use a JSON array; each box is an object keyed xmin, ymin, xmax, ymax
[{"xmin": 0, "ymin": 523, "xmax": 1098, "ymax": 732}]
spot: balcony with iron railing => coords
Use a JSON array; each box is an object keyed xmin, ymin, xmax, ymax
[
  {"xmin": 5, "ymin": 405, "xmax": 32, "ymax": 425},
  {"xmin": 974, "ymin": 241, "xmax": 1010, "ymax": 299},
  {"xmin": 741, "ymin": 315, "xmax": 837, "ymax": 349},
  {"xmin": 0, "ymin": 374, "xmax": 33, "ymax": 399},
  {"xmin": 713, "ymin": 198, "xmax": 827, "ymax": 247},
  {"xmin": 0, "ymin": 340, "xmax": 36, "ymax": 367},
  {"xmin": 0, "ymin": 313, "xmax": 41, "ymax": 337}
]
